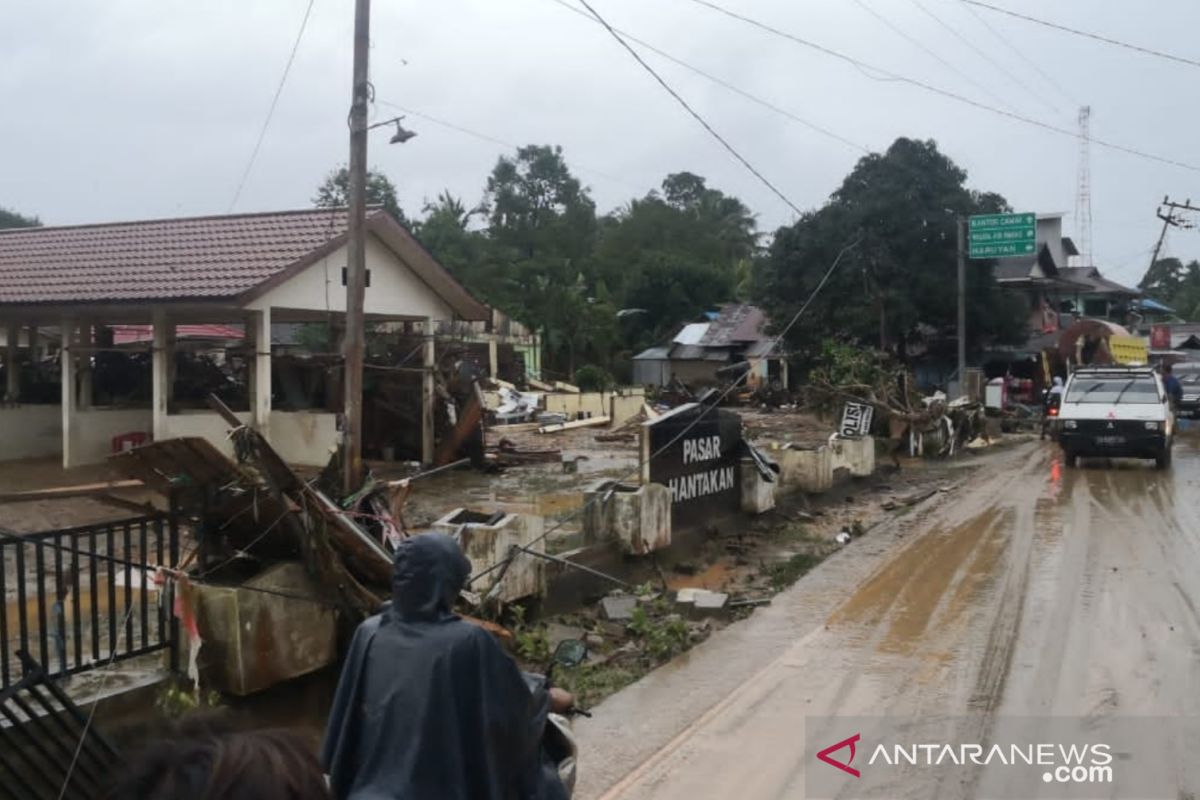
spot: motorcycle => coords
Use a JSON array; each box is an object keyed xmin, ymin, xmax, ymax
[{"xmin": 524, "ymin": 639, "xmax": 590, "ymax": 797}]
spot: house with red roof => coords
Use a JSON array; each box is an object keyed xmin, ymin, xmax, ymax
[{"xmin": 0, "ymin": 208, "xmax": 487, "ymax": 467}]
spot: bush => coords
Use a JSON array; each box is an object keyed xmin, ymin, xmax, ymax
[{"xmin": 574, "ymin": 364, "xmax": 616, "ymax": 392}]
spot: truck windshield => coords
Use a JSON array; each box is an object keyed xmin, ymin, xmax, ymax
[{"xmin": 1065, "ymin": 377, "xmax": 1160, "ymax": 404}]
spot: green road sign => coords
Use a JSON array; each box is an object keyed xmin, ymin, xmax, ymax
[{"xmin": 968, "ymin": 212, "xmax": 1036, "ymax": 259}]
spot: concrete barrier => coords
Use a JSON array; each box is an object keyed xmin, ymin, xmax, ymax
[
  {"xmin": 191, "ymin": 562, "xmax": 337, "ymax": 696},
  {"xmin": 434, "ymin": 509, "xmax": 546, "ymax": 601},
  {"xmin": 581, "ymin": 480, "xmax": 672, "ymax": 555},
  {"xmin": 773, "ymin": 436, "xmax": 875, "ymax": 494},
  {"xmin": 740, "ymin": 459, "xmax": 776, "ymax": 514}
]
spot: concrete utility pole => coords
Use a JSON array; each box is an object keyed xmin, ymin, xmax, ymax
[
  {"xmin": 957, "ymin": 217, "xmax": 967, "ymax": 398},
  {"xmin": 342, "ymin": 0, "xmax": 371, "ymax": 497}
]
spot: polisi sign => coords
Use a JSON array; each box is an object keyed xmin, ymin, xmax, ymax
[{"xmin": 643, "ymin": 403, "xmax": 742, "ymax": 529}]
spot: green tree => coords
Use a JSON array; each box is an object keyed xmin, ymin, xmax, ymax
[
  {"xmin": 754, "ymin": 137, "xmax": 1027, "ymax": 361},
  {"xmin": 0, "ymin": 207, "xmax": 40, "ymax": 229},
  {"xmin": 412, "ymin": 191, "xmax": 493, "ymax": 289},
  {"xmin": 313, "ymin": 166, "xmax": 407, "ymax": 224},
  {"xmin": 1141, "ymin": 257, "xmax": 1200, "ymax": 320}
]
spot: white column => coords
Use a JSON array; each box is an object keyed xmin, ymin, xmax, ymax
[
  {"xmin": 487, "ymin": 337, "xmax": 499, "ymax": 379},
  {"xmin": 250, "ymin": 309, "xmax": 272, "ymax": 436},
  {"xmin": 422, "ymin": 331, "xmax": 436, "ymax": 465},
  {"xmin": 61, "ymin": 319, "xmax": 77, "ymax": 468},
  {"xmin": 77, "ymin": 324, "xmax": 93, "ymax": 411},
  {"xmin": 4, "ymin": 324, "xmax": 18, "ymax": 403},
  {"xmin": 152, "ymin": 310, "xmax": 170, "ymax": 442}
]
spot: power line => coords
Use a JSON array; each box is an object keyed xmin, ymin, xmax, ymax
[
  {"xmin": 962, "ymin": 0, "xmax": 1200, "ymax": 71},
  {"xmin": 547, "ymin": 0, "xmax": 868, "ymax": 154},
  {"xmin": 907, "ymin": 0, "xmax": 1062, "ymax": 117},
  {"xmin": 852, "ymin": 0, "xmax": 1020, "ymax": 115},
  {"xmin": 682, "ymin": 0, "xmax": 1200, "ymax": 173},
  {"xmin": 228, "ymin": 0, "xmax": 317, "ymax": 211},
  {"xmin": 955, "ymin": 0, "xmax": 1076, "ymax": 105},
  {"xmin": 573, "ymin": 0, "xmax": 805, "ymax": 216}
]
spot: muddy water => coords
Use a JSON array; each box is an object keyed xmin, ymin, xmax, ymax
[{"xmin": 577, "ymin": 439, "xmax": 1200, "ymax": 799}]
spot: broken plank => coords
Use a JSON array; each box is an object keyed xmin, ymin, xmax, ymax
[
  {"xmin": 0, "ymin": 480, "xmax": 145, "ymax": 504},
  {"xmin": 553, "ymin": 381, "xmax": 581, "ymax": 394},
  {"xmin": 536, "ymin": 416, "xmax": 611, "ymax": 434},
  {"xmin": 527, "ymin": 378, "xmax": 554, "ymax": 392}
]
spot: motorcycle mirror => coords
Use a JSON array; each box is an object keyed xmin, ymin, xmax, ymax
[{"xmin": 552, "ymin": 638, "xmax": 587, "ymax": 669}]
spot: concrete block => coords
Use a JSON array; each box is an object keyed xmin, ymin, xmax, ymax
[
  {"xmin": 191, "ymin": 562, "xmax": 336, "ymax": 696},
  {"xmin": 601, "ymin": 594, "xmax": 638, "ymax": 621},
  {"xmin": 776, "ymin": 445, "xmax": 833, "ymax": 493},
  {"xmin": 545, "ymin": 623, "xmax": 586, "ymax": 648},
  {"xmin": 739, "ymin": 458, "xmax": 776, "ymax": 514},
  {"xmin": 433, "ymin": 509, "xmax": 546, "ymax": 602},
  {"xmin": 581, "ymin": 480, "xmax": 671, "ymax": 555},
  {"xmin": 831, "ymin": 435, "xmax": 875, "ymax": 477}
]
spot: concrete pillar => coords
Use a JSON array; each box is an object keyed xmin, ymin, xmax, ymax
[
  {"xmin": 61, "ymin": 319, "xmax": 77, "ymax": 468},
  {"xmin": 249, "ymin": 309, "xmax": 271, "ymax": 436},
  {"xmin": 77, "ymin": 325, "xmax": 93, "ymax": 411},
  {"xmin": 4, "ymin": 323, "xmax": 18, "ymax": 403},
  {"xmin": 422, "ymin": 332, "xmax": 436, "ymax": 465},
  {"xmin": 152, "ymin": 310, "xmax": 170, "ymax": 442},
  {"xmin": 487, "ymin": 337, "xmax": 499, "ymax": 379}
]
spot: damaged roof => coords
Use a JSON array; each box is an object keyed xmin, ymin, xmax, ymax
[
  {"xmin": 0, "ymin": 207, "xmax": 488, "ymax": 319},
  {"xmin": 699, "ymin": 304, "xmax": 768, "ymax": 346}
]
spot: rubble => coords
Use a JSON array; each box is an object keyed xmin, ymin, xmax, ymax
[{"xmin": 601, "ymin": 594, "xmax": 639, "ymax": 621}]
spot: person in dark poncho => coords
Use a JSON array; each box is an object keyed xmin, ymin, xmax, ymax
[{"xmin": 321, "ymin": 533, "xmax": 569, "ymax": 800}]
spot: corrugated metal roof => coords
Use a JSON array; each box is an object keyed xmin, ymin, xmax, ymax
[
  {"xmin": 699, "ymin": 304, "xmax": 767, "ymax": 346},
  {"xmin": 673, "ymin": 323, "xmax": 710, "ymax": 345},
  {"xmin": 633, "ymin": 346, "xmax": 671, "ymax": 360}
]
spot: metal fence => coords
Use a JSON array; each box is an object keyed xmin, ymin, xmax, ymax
[
  {"xmin": 0, "ymin": 514, "xmax": 178, "ymax": 690},
  {"xmin": 0, "ymin": 650, "xmax": 122, "ymax": 800}
]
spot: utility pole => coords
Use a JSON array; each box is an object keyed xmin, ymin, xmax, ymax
[
  {"xmin": 957, "ymin": 217, "xmax": 967, "ymax": 398},
  {"xmin": 342, "ymin": 0, "xmax": 371, "ymax": 497},
  {"xmin": 1146, "ymin": 196, "xmax": 1198, "ymax": 286}
]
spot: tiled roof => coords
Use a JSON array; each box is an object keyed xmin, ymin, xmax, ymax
[{"xmin": 0, "ymin": 208, "xmax": 355, "ymax": 304}]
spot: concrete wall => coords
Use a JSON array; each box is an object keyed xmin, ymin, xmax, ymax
[
  {"xmin": 67, "ymin": 408, "xmax": 153, "ymax": 467},
  {"xmin": 0, "ymin": 405, "xmax": 61, "ymax": 459},
  {"xmin": 270, "ymin": 411, "xmax": 338, "ymax": 467},
  {"xmin": 245, "ymin": 235, "xmax": 455, "ymax": 320},
  {"xmin": 581, "ymin": 480, "xmax": 672, "ymax": 554},
  {"xmin": 160, "ymin": 410, "xmax": 250, "ymax": 460},
  {"xmin": 543, "ymin": 389, "xmax": 646, "ymax": 424}
]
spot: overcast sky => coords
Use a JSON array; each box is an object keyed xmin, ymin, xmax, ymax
[{"xmin": 3, "ymin": 0, "xmax": 1198, "ymax": 286}]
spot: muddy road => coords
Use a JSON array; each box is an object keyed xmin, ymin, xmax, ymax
[{"xmin": 576, "ymin": 438, "xmax": 1200, "ymax": 799}]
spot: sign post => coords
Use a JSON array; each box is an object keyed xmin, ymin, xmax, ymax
[
  {"xmin": 955, "ymin": 211, "xmax": 1037, "ymax": 397},
  {"xmin": 967, "ymin": 213, "xmax": 1037, "ymax": 259}
]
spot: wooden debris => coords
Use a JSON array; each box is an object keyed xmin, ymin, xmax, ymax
[
  {"xmin": 528, "ymin": 378, "xmax": 554, "ymax": 392},
  {"xmin": 537, "ymin": 416, "xmax": 611, "ymax": 434},
  {"xmin": 0, "ymin": 480, "xmax": 144, "ymax": 504}
]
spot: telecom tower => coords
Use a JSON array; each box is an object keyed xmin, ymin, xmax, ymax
[{"xmin": 1074, "ymin": 105, "xmax": 1093, "ymax": 266}]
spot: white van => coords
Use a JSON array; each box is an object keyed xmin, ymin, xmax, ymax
[{"xmin": 1058, "ymin": 366, "xmax": 1174, "ymax": 469}]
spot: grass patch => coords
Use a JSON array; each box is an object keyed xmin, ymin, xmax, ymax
[
  {"xmin": 766, "ymin": 552, "xmax": 823, "ymax": 590},
  {"xmin": 555, "ymin": 662, "xmax": 643, "ymax": 709}
]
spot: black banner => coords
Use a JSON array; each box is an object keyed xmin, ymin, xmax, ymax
[{"xmin": 645, "ymin": 404, "xmax": 743, "ymax": 529}]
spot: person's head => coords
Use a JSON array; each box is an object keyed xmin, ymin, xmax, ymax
[
  {"xmin": 1165, "ymin": 364, "xmax": 1174, "ymax": 375},
  {"xmin": 110, "ymin": 717, "xmax": 329, "ymax": 800},
  {"xmin": 391, "ymin": 532, "xmax": 470, "ymax": 622}
]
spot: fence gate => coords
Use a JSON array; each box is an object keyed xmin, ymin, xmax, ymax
[
  {"xmin": 0, "ymin": 513, "xmax": 179, "ymax": 690},
  {"xmin": 0, "ymin": 650, "xmax": 122, "ymax": 800}
]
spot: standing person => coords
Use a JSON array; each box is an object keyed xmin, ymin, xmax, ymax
[
  {"xmin": 1164, "ymin": 363, "xmax": 1184, "ymax": 408},
  {"xmin": 321, "ymin": 533, "xmax": 571, "ymax": 800}
]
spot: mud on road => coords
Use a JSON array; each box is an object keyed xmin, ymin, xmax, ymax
[{"xmin": 577, "ymin": 437, "xmax": 1200, "ymax": 799}]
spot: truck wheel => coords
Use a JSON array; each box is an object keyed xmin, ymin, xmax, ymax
[
  {"xmin": 1155, "ymin": 448, "xmax": 1172, "ymax": 470},
  {"xmin": 1064, "ymin": 451, "xmax": 1078, "ymax": 468}
]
